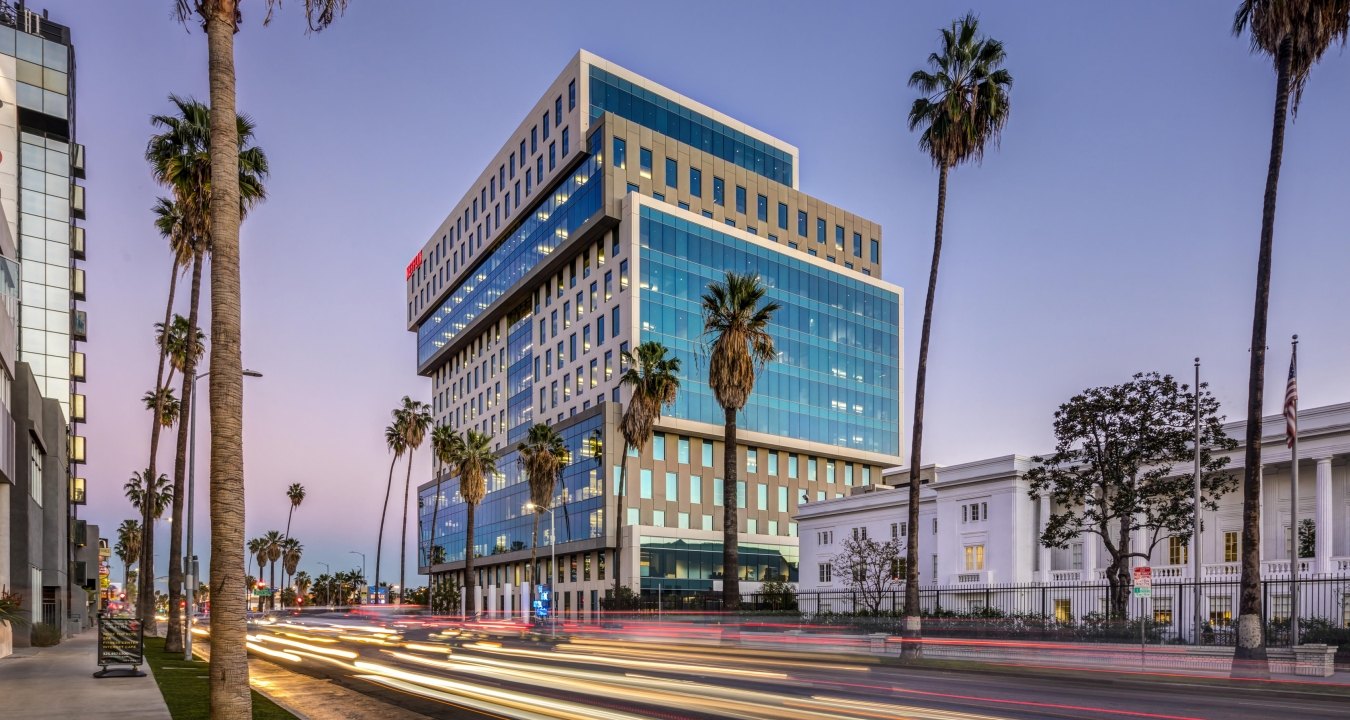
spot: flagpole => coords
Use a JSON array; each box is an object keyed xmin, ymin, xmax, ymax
[
  {"xmin": 1289, "ymin": 335, "xmax": 1299, "ymax": 647},
  {"xmin": 1192, "ymin": 358, "xmax": 1203, "ymax": 645}
]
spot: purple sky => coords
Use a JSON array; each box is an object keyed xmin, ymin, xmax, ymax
[{"xmin": 58, "ymin": 1, "xmax": 1350, "ymax": 589}]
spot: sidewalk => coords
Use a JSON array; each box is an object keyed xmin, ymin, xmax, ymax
[{"xmin": 0, "ymin": 629, "xmax": 172, "ymax": 720}]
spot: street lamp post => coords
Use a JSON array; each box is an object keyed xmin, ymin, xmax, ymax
[
  {"xmin": 525, "ymin": 499, "xmax": 558, "ymax": 637},
  {"xmin": 349, "ymin": 551, "xmax": 366, "ymax": 603},
  {"xmin": 185, "ymin": 368, "xmax": 262, "ymax": 661},
  {"xmin": 316, "ymin": 562, "xmax": 331, "ymax": 609}
]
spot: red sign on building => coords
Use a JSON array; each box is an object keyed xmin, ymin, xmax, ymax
[{"xmin": 406, "ymin": 251, "xmax": 424, "ymax": 279}]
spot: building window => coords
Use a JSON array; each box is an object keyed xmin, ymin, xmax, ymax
[
  {"xmin": 1223, "ymin": 531, "xmax": 1239, "ymax": 563},
  {"xmin": 1209, "ymin": 596, "xmax": 1233, "ymax": 627},
  {"xmin": 819, "ymin": 564, "xmax": 832, "ymax": 583},
  {"xmin": 29, "ymin": 444, "xmax": 43, "ymax": 506},
  {"xmin": 1168, "ymin": 536, "xmax": 1189, "ymax": 566},
  {"xmin": 778, "ymin": 202, "xmax": 788, "ymax": 230},
  {"xmin": 549, "ymin": 142, "xmax": 556, "ymax": 170},
  {"xmin": 870, "ymin": 239, "xmax": 880, "ymax": 264},
  {"xmin": 1071, "ymin": 543, "xmax": 1084, "ymax": 570},
  {"xmin": 817, "ymin": 217, "xmax": 826, "ymax": 243},
  {"xmin": 835, "ymin": 224, "xmax": 845, "ymax": 248},
  {"xmin": 964, "ymin": 545, "xmax": 985, "ymax": 571},
  {"xmin": 1153, "ymin": 596, "xmax": 1173, "ymax": 625},
  {"xmin": 788, "ymin": 454, "xmax": 798, "ymax": 479},
  {"xmin": 853, "ymin": 232, "xmax": 863, "ymax": 258},
  {"xmin": 531, "ymin": 125, "xmax": 537, "ymax": 154},
  {"xmin": 797, "ymin": 210, "xmax": 808, "ymax": 237},
  {"xmin": 568, "ymin": 79, "xmax": 576, "ymax": 110},
  {"xmin": 561, "ymin": 128, "xmax": 569, "ymax": 158},
  {"xmin": 702, "ymin": 441, "xmax": 713, "ymax": 468},
  {"xmin": 1054, "ymin": 599, "xmax": 1072, "ymax": 624},
  {"xmin": 677, "ymin": 436, "xmax": 690, "ymax": 464},
  {"xmin": 604, "ymin": 350, "xmax": 613, "ymax": 381},
  {"xmin": 555, "ymin": 96, "xmax": 562, "ymax": 125},
  {"xmin": 619, "ymin": 260, "xmax": 629, "ymax": 290},
  {"xmin": 665, "ymin": 157, "xmax": 678, "ymax": 188},
  {"xmin": 746, "ymin": 448, "xmax": 757, "ymax": 473},
  {"xmin": 712, "ymin": 176, "xmax": 725, "ymax": 206},
  {"xmin": 639, "ymin": 147, "xmax": 652, "ymax": 179},
  {"xmin": 640, "ymin": 469, "xmax": 653, "ymax": 500},
  {"xmin": 613, "ymin": 137, "xmax": 626, "ymax": 170},
  {"xmin": 689, "ymin": 167, "xmax": 702, "ymax": 197},
  {"xmin": 543, "ymin": 112, "xmax": 550, "ymax": 139},
  {"xmin": 653, "ymin": 433, "xmax": 665, "ymax": 461},
  {"xmin": 735, "ymin": 185, "xmax": 746, "ymax": 214},
  {"xmin": 757, "ymin": 194, "xmax": 768, "ymax": 222},
  {"xmin": 818, "ymin": 530, "xmax": 833, "ymax": 545},
  {"xmin": 768, "ymin": 451, "xmax": 779, "ymax": 476}
]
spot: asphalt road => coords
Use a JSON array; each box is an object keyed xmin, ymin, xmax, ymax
[{"xmin": 231, "ymin": 614, "xmax": 1350, "ymax": 720}]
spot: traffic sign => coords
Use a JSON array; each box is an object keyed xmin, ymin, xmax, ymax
[{"xmin": 1132, "ymin": 566, "xmax": 1152, "ymax": 597}]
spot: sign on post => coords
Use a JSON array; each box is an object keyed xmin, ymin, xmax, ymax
[
  {"xmin": 93, "ymin": 616, "xmax": 146, "ymax": 678},
  {"xmin": 1132, "ymin": 566, "xmax": 1152, "ymax": 597}
]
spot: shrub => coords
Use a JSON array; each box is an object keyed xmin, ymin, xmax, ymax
[
  {"xmin": 760, "ymin": 581, "xmax": 798, "ymax": 612},
  {"xmin": 30, "ymin": 623, "xmax": 61, "ymax": 647},
  {"xmin": 0, "ymin": 587, "xmax": 27, "ymax": 628},
  {"xmin": 601, "ymin": 586, "xmax": 640, "ymax": 611}
]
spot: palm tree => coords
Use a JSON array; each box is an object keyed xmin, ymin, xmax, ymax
[
  {"xmin": 115, "ymin": 520, "xmax": 143, "ymax": 612},
  {"xmin": 1231, "ymin": 0, "xmax": 1349, "ymax": 672},
  {"xmin": 519, "ymin": 423, "xmax": 568, "ymax": 590},
  {"xmin": 701, "ymin": 273, "xmax": 779, "ymax": 610},
  {"xmin": 262, "ymin": 530, "xmax": 284, "ymax": 610},
  {"xmin": 281, "ymin": 539, "xmax": 302, "ymax": 606},
  {"xmin": 142, "ymin": 387, "xmax": 181, "ymax": 430},
  {"xmin": 281, "ymin": 483, "xmax": 305, "ymax": 600},
  {"xmin": 249, "ymin": 538, "xmax": 270, "ymax": 613},
  {"xmin": 398, "ymin": 398, "xmax": 433, "ymax": 604},
  {"xmin": 148, "ymin": 94, "xmax": 268, "ymax": 654},
  {"xmin": 904, "ymin": 12, "xmax": 1012, "ymax": 649},
  {"xmin": 613, "ymin": 342, "xmax": 682, "ymax": 600},
  {"xmin": 169, "ymin": 4, "xmax": 346, "ymax": 711},
  {"xmin": 293, "ymin": 571, "xmax": 312, "ymax": 607},
  {"xmin": 375, "ymin": 410, "xmax": 409, "ymax": 601},
  {"xmin": 455, "ymin": 429, "xmax": 497, "ymax": 617},
  {"xmin": 125, "ymin": 468, "xmax": 172, "ymax": 620},
  {"xmin": 428, "ymin": 424, "xmax": 463, "ymax": 583}
]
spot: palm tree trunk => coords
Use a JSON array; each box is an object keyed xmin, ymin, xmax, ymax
[
  {"xmin": 203, "ymin": 4, "xmax": 251, "ymax": 716},
  {"xmin": 613, "ymin": 441, "xmax": 631, "ymax": 601},
  {"xmin": 429, "ymin": 474, "xmax": 444, "ymax": 605},
  {"xmin": 1235, "ymin": 37, "xmax": 1291, "ymax": 678},
  {"xmin": 398, "ymin": 455, "xmax": 414, "ymax": 604},
  {"xmin": 165, "ymin": 253, "xmax": 203, "ymax": 653},
  {"xmin": 904, "ymin": 162, "xmax": 948, "ymax": 656},
  {"xmin": 722, "ymin": 407, "xmax": 740, "ymax": 611},
  {"xmin": 464, "ymin": 505, "xmax": 477, "ymax": 616},
  {"xmin": 282, "ymin": 508, "xmax": 295, "ymax": 608},
  {"xmin": 375, "ymin": 454, "xmax": 398, "ymax": 601},
  {"xmin": 269, "ymin": 561, "xmax": 277, "ymax": 610},
  {"xmin": 140, "ymin": 261, "xmax": 179, "ymax": 632}
]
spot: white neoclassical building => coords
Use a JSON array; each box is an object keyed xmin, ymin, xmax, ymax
[{"xmin": 797, "ymin": 402, "xmax": 1350, "ymax": 625}]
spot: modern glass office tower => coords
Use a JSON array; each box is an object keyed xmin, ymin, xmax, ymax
[
  {"xmin": 0, "ymin": 6, "xmax": 86, "ymax": 479},
  {"xmin": 410, "ymin": 51, "xmax": 901, "ymax": 616}
]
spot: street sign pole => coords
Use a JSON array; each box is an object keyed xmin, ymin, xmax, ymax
[{"xmin": 1132, "ymin": 566, "xmax": 1153, "ymax": 667}]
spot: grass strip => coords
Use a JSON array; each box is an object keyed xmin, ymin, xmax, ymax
[{"xmin": 142, "ymin": 636, "xmax": 297, "ymax": 720}]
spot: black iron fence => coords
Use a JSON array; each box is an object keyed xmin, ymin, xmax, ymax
[{"xmin": 630, "ymin": 576, "xmax": 1350, "ymax": 650}]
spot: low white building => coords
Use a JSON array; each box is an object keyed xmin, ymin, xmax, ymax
[{"xmin": 796, "ymin": 402, "xmax": 1350, "ymax": 630}]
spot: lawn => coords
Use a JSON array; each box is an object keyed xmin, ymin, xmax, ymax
[{"xmin": 142, "ymin": 636, "xmax": 297, "ymax": 720}]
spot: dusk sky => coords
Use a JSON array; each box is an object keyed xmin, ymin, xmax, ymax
[{"xmin": 59, "ymin": 1, "xmax": 1350, "ymax": 589}]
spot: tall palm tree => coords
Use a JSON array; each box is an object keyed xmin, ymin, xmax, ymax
[
  {"xmin": 375, "ymin": 410, "xmax": 409, "ymax": 601},
  {"xmin": 904, "ymin": 13, "xmax": 1012, "ymax": 649},
  {"xmin": 519, "ymin": 423, "xmax": 568, "ymax": 590},
  {"xmin": 125, "ymin": 468, "xmax": 172, "ymax": 615},
  {"xmin": 701, "ymin": 273, "xmax": 779, "ymax": 610},
  {"xmin": 262, "ymin": 530, "xmax": 284, "ymax": 610},
  {"xmin": 115, "ymin": 520, "xmax": 143, "ymax": 611},
  {"xmin": 249, "ymin": 537, "xmax": 270, "ymax": 613},
  {"xmin": 281, "ymin": 539, "xmax": 302, "ymax": 606},
  {"xmin": 142, "ymin": 388, "xmax": 181, "ymax": 430},
  {"xmin": 148, "ymin": 94, "xmax": 268, "ymax": 654},
  {"xmin": 1231, "ymin": 0, "xmax": 1349, "ymax": 672},
  {"xmin": 455, "ymin": 429, "xmax": 497, "ymax": 617},
  {"xmin": 283, "ymin": 483, "xmax": 306, "ymax": 542},
  {"xmin": 612, "ymin": 342, "xmax": 682, "ymax": 600},
  {"xmin": 398, "ymin": 398, "xmax": 433, "ymax": 604},
  {"xmin": 428, "ymin": 424, "xmax": 463, "ymax": 583},
  {"xmin": 169, "ymin": 3, "xmax": 346, "ymax": 710}
]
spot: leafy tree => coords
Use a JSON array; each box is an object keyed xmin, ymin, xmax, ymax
[
  {"xmin": 903, "ymin": 12, "xmax": 1013, "ymax": 650},
  {"xmin": 519, "ymin": 423, "xmax": 568, "ymax": 588},
  {"xmin": 1231, "ymin": 0, "xmax": 1350, "ymax": 671},
  {"xmin": 375, "ymin": 406, "xmax": 408, "ymax": 600},
  {"xmin": 169, "ymin": 1, "xmax": 346, "ymax": 712},
  {"xmin": 1297, "ymin": 518, "xmax": 1315, "ymax": 559},
  {"xmin": 613, "ymin": 342, "xmax": 681, "ymax": 600},
  {"xmin": 1026, "ymin": 372, "xmax": 1238, "ymax": 619},
  {"xmin": 832, "ymin": 535, "xmax": 905, "ymax": 614},
  {"xmin": 398, "ymin": 398, "xmax": 432, "ymax": 603},
  {"xmin": 702, "ymin": 272, "xmax": 778, "ymax": 610},
  {"xmin": 431, "ymin": 582, "xmax": 461, "ymax": 615}
]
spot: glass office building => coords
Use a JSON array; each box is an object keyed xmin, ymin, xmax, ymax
[
  {"xmin": 409, "ymin": 51, "xmax": 900, "ymax": 615},
  {"xmin": 0, "ymin": 9, "xmax": 87, "ymax": 483}
]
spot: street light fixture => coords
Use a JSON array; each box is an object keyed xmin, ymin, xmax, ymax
[
  {"xmin": 349, "ymin": 551, "xmax": 366, "ymax": 603},
  {"xmin": 184, "ymin": 368, "xmax": 262, "ymax": 661},
  {"xmin": 524, "ymin": 500, "xmax": 559, "ymax": 637}
]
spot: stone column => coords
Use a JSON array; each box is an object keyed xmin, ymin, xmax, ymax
[
  {"xmin": 1082, "ymin": 536, "xmax": 1098, "ymax": 582},
  {"xmin": 502, "ymin": 584, "xmax": 513, "ymax": 620},
  {"xmin": 487, "ymin": 584, "xmax": 497, "ymax": 618},
  {"xmin": 1037, "ymin": 494, "xmax": 1053, "ymax": 582},
  {"xmin": 1315, "ymin": 458, "xmax": 1333, "ymax": 575}
]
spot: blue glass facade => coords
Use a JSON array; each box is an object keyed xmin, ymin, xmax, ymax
[
  {"xmin": 418, "ymin": 413, "xmax": 607, "ymax": 568},
  {"xmin": 638, "ymin": 206, "xmax": 901, "ymax": 455},
  {"xmin": 640, "ymin": 536, "xmax": 798, "ymax": 592},
  {"xmin": 589, "ymin": 66, "xmax": 794, "ymax": 186},
  {"xmin": 416, "ymin": 150, "xmax": 605, "ymax": 369}
]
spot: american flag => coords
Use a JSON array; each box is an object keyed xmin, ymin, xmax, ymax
[{"xmin": 1284, "ymin": 345, "xmax": 1299, "ymax": 448}]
